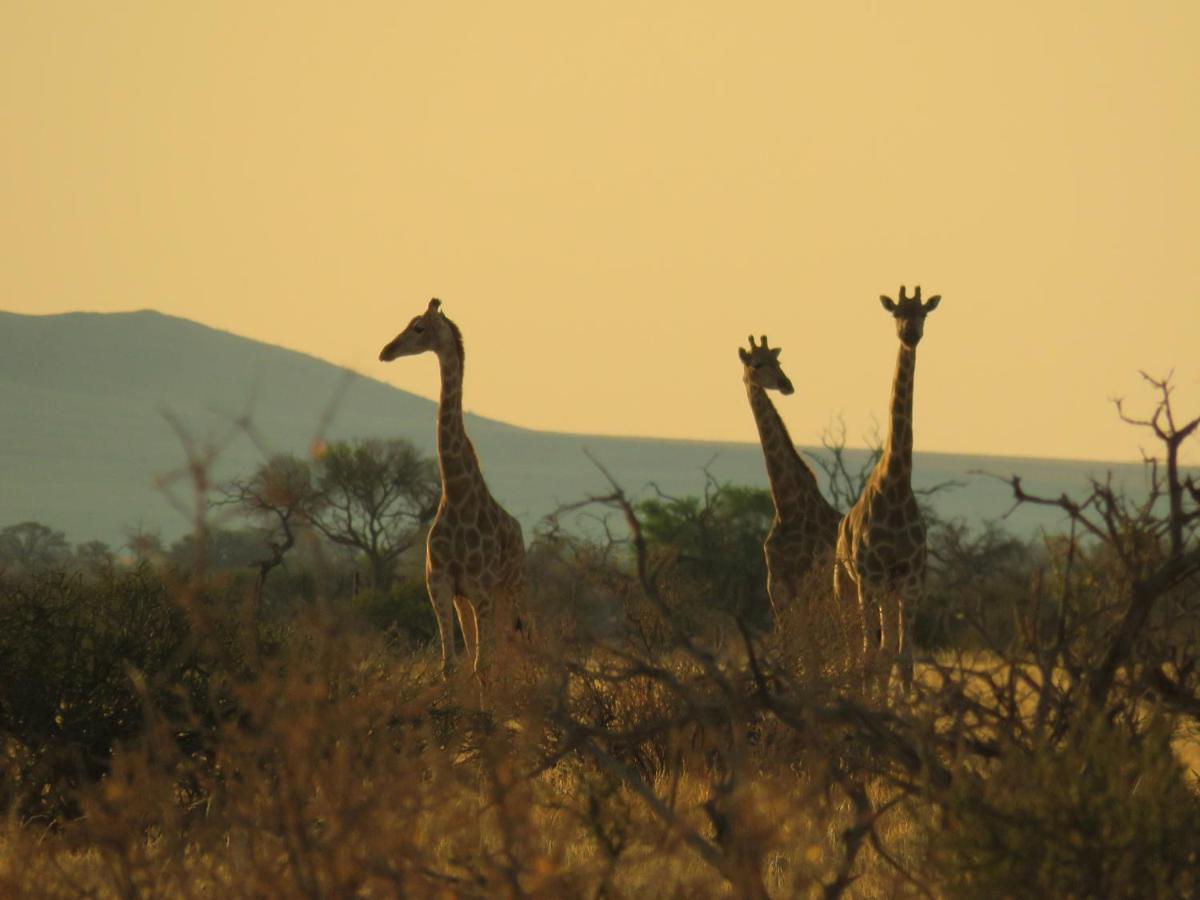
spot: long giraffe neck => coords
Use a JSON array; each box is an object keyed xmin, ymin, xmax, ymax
[
  {"xmin": 435, "ymin": 347, "xmax": 487, "ymax": 504},
  {"xmin": 746, "ymin": 382, "xmax": 829, "ymax": 524},
  {"xmin": 878, "ymin": 343, "xmax": 917, "ymax": 485}
]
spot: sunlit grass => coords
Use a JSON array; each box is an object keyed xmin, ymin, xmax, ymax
[{"xmin": 0, "ymin": 542, "xmax": 1196, "ymax": 897}]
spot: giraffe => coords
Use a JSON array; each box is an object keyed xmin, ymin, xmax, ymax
[
  {"xmin": 378, "ymin": 298, "xmax": 525, "ymax": 678},
  {"xmin": 739, "ymin": 335, "xmax": 841, "ymax": 622},
  {"xmin": 833, "ymin": 286, "xmax": 941, "ymax": 693}
]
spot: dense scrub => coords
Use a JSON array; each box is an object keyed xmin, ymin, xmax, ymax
[{"xmin": 0, "ymin": 380, "xmax": 1196, "ymax": 897}]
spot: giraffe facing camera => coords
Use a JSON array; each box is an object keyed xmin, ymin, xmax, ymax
[
  {"xmin": 880, "ymin": 284, "xmax": 941, "ymax": 349},
  {"xmin": 835, "ymin": 286, "xmax": 944, "ymax": 694}
]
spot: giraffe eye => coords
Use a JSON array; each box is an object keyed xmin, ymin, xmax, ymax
[{"xmin": 413, "ymin": 324, "xmax": 425, "ymax": 333}]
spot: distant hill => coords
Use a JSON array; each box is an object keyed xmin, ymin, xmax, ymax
[{"xmin": 0, "ymin": 309, "xmax": 1154, "ymax": 548}]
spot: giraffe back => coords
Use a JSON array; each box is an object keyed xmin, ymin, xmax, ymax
[{"xmin": 836, "ymin": 481, "xmax": 926, "ymax": 587}]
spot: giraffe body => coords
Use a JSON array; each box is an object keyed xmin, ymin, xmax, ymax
[
  {"xmin": 739, "ymin": 336, "xmax": 840, "ymax": 620},
  {"xmin": 834, "ymin": 287, "xmax": 940, "ymax": 692},
  {"xmin": 379, "ymin": 299, "xmax": 525, "ymax": 677}
]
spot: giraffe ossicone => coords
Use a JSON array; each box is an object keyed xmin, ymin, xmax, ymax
[{"xmin": 379, "ymin": 298, "xmax": 525, "ymax": 679}]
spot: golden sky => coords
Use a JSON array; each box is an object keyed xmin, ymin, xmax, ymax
[{"xmin": 3, "ymin": 2, "xmax": 1198, "ymax": 463}]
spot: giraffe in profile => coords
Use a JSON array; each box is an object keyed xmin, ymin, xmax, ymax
[
  {"xmin": 740, "ymin": 335, "xmax": 840, "ymax": 622},
  {"xmin": 834, "ymin": 286, "xmax": 940, "ymax": 692},
  {"xmin": 378, "ymin": 298, "xmax": 525, "ymax": 678}
]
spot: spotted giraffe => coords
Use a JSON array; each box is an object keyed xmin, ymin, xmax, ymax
[
  {"xmin": 740, "ymin": 335, "xmax": 841, "ymax": 622},
  {"xmin": 379, "ymin": 298, "xmax": 525, "ymax": 678},
  {"xmin": 834, "ymin": 286, "xmax": 941, "ymax": 692}
]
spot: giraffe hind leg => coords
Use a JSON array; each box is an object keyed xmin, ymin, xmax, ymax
[
  {"xmin": 833, "ymin": 559, "xmax": 861, "ymax": 675},
  {"xmin": 856, "ymin": 579, "xmax": 888, "ymax": 697},
  {"xmin": 472, "ymin": 587, "xmax": 517, "ymax": 678},
  {"xmin": 427, "ymin": 575, "xmax": 457, "ymax": 679},
  {"xmin": 453, "ymin": 595, "xmax": 481, "ymax": 676}
]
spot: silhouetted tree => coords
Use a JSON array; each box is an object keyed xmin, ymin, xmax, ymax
[
  {"xmin": 168, "ymin": 529, "xmax": 268, "ymax": 572},
  {"xmin": 805, "ymin": 415, "xmax": 962, "ymax": 513},
  {"xmin": 123, "ymin": 528, "xmax": 165, "ymax": 566},
  {"xmin": 803, "ymin": 416, "xmax": 882, "ymax": 513},
  {"xmin": 219, "ymin": 454, "xmax": 319, "ymax": 590},
  {"xmin": 308, "ymin": 439, "xmax": 439, "ymax": 590},
  {"xmin": 218, "ymin": 440, "xmax": 437, "ymax": 592},
  {"xmin": 0, "ymin": 522, "xmax": 71, "ymax": 573},
  {"xmin": 72, "ymin": 540, "xmax": 115, "ymax": 576},
  {"xmin": 1000, "ymin": 370, "xmax": 1200, "ymax": 713}
]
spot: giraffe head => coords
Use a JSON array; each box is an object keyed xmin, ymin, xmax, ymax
[
  {"xmin": 738, "ymin": 335, "xmax": 794, "ymax": 394},
  {"xmin": 880, "ymin": 285, "xmax": 940, "ymax": 349},
  {"xmin": 378, "ymin": 298, "xmax": 463, "ymax": 363}
]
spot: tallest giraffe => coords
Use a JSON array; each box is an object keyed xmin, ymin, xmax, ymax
[
  {"xmin": 834, "ymin": 286, "xmax": 941, "ymax": 691},
  {"xmin": 379, "ymin": 298, "xmax": 525, "ymax": 679}
]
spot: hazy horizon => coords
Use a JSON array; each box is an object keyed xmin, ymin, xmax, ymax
[
  {"xmin": 5, "ymin": 304, "xmax": 1180, "ymax": 469},
  {"xmin": 4, "ymin": 305, "xmax": 1179, "ymax": 552}
]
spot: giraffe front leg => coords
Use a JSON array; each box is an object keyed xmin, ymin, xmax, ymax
[
  {"xmin": 474, "ymin": 587, "xmax": 519, "ymax": 679},
  {"xmin": 895, "ymin": 584, "xmax": 917, "ymax": 693},
  {"xmin": 766, "ymin": 567, "xmax": 783, "ymax": 626},
  {"xmin": 871, "ymin": 590, "xmax": 893, "ymax": 697},
  {"xmin": 878, "ymin": 589, "xmax": 903, "ymax": 697},
  {"xmin": 427, "ymin": 574, "xmax": 457, "ymax": 679},
  {"xmin": 476, "ymin": 585, "xmax": 527, "ymax": 684}
]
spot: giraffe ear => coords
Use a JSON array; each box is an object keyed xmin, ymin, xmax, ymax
[
  {"xmin": 770, "ymin": 347, "xmax": 782, "ymax": 360},
  {"xmin": 427, "ymin": 298, "xmax": 443, "ymax": 315},
  {"xmin": 738, "ymin": 347, "xmax": 751, "ymax": 364},
  {"xmin": 924, "ymin": 295, "xmax": 941, "ymax": 312},
  {"xmin": 880, "ymin": 295, "xmax": 897, "ymax": 313}
]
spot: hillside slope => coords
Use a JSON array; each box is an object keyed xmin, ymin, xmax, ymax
[{"xmin": 1, "ymin": 309, "xmax": 1150, "ymax": 547}]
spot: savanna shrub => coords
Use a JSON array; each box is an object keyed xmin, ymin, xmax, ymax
[
  {"xmin": 0, "ymin": 566, "xmax": 191, "ymax": 819},
  {"xmin": 917, "ymin": 519, "xmax": 1039, "ymax": 651},
  {"xmin": 347, "ymin": 576, "xmax": 437, "ymax": 644},
  {"xmin": 925, "ymin": 717, "xmax": 1200, "ymax": 899}
]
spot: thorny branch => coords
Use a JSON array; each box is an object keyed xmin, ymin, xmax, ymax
[
  {"xmin": 539, "ymin": 451, "xmax": 964, "ymax": 893},
  {"xmin": 997, "ymin": 372, "xmax": 1200, "ymax": 713}
]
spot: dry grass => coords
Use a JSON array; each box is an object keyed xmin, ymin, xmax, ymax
[
  {"xmin": 917, "ymin": 650, "xmax": 1200, "ymax": 781},
  {"xmin": 0, "ymin": 592, "xmax": 933, "ymax": 899},
  {"xmin": 0, "ymin": 567, "xmax": 1195, "ymax": 898}
]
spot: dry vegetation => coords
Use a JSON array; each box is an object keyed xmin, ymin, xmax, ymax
[{"xmin": 0, "ymin": 375, "xmax": 1197, "ymax": 898}]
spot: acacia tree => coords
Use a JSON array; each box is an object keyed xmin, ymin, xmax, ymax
[
  {"xmin": 220, "ymin": 454, "xmax": 320, "ymax": 591},
  {"xmin": 307, "ymin": 438, "xmax": 439, "ymax": 591},
  {"xmin": 222, "ymin": 439, "xmax": 438, "ymax": 593}
]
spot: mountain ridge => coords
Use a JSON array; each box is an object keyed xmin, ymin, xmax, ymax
[{"xmin": 1, "ymin": 308, "xmax": 1156, "ymax": 547}]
